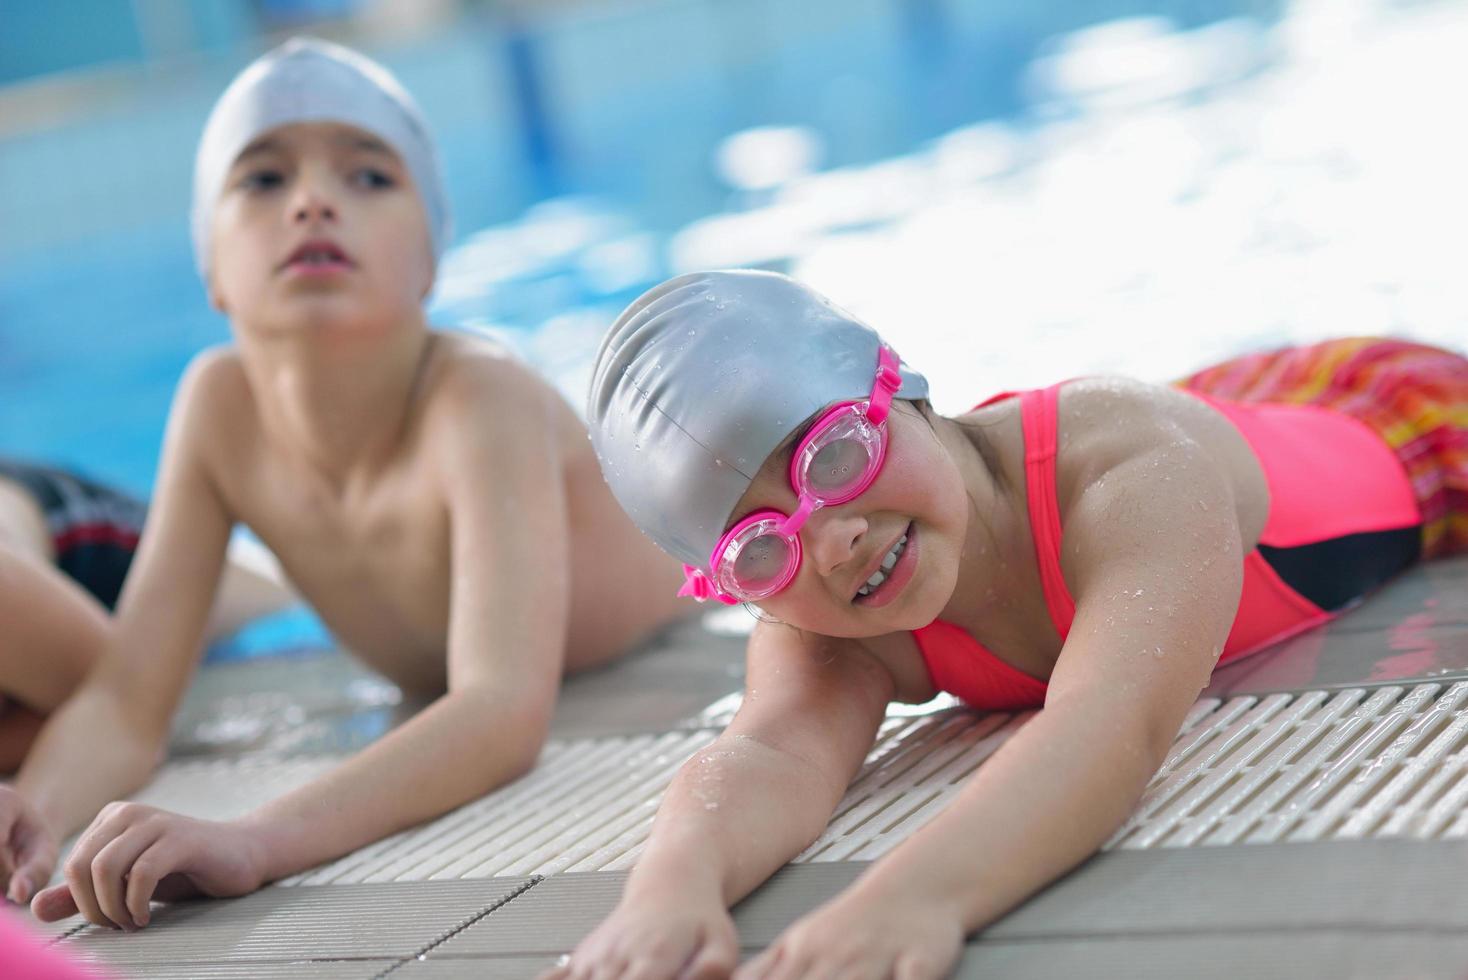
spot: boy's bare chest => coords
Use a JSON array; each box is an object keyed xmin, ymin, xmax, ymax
[{"xmin": 236, "ymin": 464, "xmax": 453, "ymax": 689}]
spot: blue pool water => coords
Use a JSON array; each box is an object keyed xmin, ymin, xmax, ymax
[{"xmin": 5, "ymin": 0, "xmax": 1466, "ymax": 656}]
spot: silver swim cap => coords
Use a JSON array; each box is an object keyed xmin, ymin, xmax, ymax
[
  {"xmin": 588, "ymin": 270, "xmax": 929, "ymax": 569},
  {"xmin": 191, "ymin": 37, "xmax": 451, "ymax": 276}
]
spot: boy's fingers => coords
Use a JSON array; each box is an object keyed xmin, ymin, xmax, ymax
[
  {"xmin": 124, "ymin": 842, "xmax": 178, "ymax": 927},
  {"xmin": 61, "ymin": 841, "xmax": 111, "ymax": 928},
  {"xmin": 91, "ymin": 830, "xmax": 160, "ymax": 929},
  {"xmin": 7, "ymin": 873, "xmax": 30, "ymax": 906},
  {"xmin": 31, "ymin": 883, "xmax": 81, "ymax": 922}
]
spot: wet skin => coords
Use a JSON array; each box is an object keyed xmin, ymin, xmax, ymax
[{"xmin": 549, "ymin": 376, "xmax": 1272, "ymax": 980}]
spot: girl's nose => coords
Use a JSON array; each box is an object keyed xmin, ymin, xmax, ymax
[{"xmin": 804, "ymin": 508, "xmax": 869, "ymax": 578}]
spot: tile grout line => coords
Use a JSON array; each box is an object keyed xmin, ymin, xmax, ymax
[
  {"xmin": 44, "ymin": 922, "xmax": 89, "ymax": 946},
  {"xmin": 372, "ymin": 875, "xmax": 546, "ymax": 978}
]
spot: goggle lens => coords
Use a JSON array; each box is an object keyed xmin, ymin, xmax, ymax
[
  {"xmin": 711, "ymin": 514, "xmax": 800, "ymax": 601},
  {"xmin": 793, "ymin": 409, "xmax": 883, "ymax": 504}
]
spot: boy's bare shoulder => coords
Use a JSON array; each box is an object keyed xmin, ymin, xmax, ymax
[
  {"xmin": 418, "ymin": 332, "xmax": 568, "ymax": 445},
  {"xmin": 172, "ymin": 346, "xmax": 257, "ymax": 441}
]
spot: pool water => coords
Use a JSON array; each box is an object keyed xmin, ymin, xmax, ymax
[{"xmin": 3, "ymin": 0, "xmax": 1465, "ymax": 657}]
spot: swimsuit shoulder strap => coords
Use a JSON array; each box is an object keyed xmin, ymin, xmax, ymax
[{"xmin": 1019, "ymin": 384, "xmax": 1077, "ymax": 639}]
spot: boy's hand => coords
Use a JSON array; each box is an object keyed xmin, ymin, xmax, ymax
[
  {"xmin": 0, "ymin": 785, "xmax": 59, "ymax": 906},
  {"xmin": 31, "ymin": 804, "xmax": 268, "ymax": 929},
  {"xmin": 542, "ymin": 890, "xmax": 738, "ymax": 980},
  {"xmin": 733, "ymin": 887, "xmax": 964, "ymax": 980}
]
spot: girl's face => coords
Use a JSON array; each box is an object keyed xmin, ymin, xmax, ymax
[
  {"xmin": 207, "ymin": 121, "xmax": 433, "ymax": 336},
  {"xmin": 730, "ymin": 401, "xmax": 971, "ymax": 638}
]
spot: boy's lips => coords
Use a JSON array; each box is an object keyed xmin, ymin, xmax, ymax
[{"xmin": 279, "ymin": 238, "xmax": 356, "ymax": 276}]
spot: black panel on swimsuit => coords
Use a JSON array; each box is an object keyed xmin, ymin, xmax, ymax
[{"xmin": 1257, "ymin": 525, "xmax": 1422, "ymax": 612}]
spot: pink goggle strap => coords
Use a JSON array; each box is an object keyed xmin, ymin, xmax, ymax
[
  {"xmin": 679, "ymin": 564, "xmax": 739, "ymax": 605},
  {"xmin": 867, "ymin": 345, "xmax": 902, "ymax": 425}
]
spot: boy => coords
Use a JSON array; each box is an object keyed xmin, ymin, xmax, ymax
[{"xmin": 0, "ymin": 38, "xmax": 687, "ymax": 930}]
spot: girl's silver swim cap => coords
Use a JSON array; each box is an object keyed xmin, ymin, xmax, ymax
[
  {"xmin": 191, "ymin": 37, "xmax": 451, "ymax": 276},
  {"xmin": 588, "ymin": 270, "xmax": 928, "ymax": 569}
]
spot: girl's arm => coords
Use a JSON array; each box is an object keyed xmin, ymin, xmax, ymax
[
  {"xmin": 3, "ymin": 351, "xmax": 237, "ymax": 907},
  {"xmin": 736, "ymin": 386, "xmax": 1253, "ymax": 980},
  {"xmin": 29, "ymin": 360, "xmax": 581, "ymax": 929},
  {"xmin": 547, "ymin": 619, "xmax": 896, "ymax": 980}
]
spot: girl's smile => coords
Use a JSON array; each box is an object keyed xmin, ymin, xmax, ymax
[{"xmin": 853, "ymin": 521, "xmax": 918, "ymax": 608}]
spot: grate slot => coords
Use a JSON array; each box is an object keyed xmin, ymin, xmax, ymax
[
  {"xmin": 1331, "ymin": 683, "xmax": 1468, "ymax": 839},
  {"xmin": 1162, "ymin": 689, "xmax": 1362, "ymax": 847},
  {"xmin": 1250, "ymin": 684, "xmax": 1437, "ymax": 843},
  {"xmin": 1123, "ymin": 691, "xmax": 1324, "ymax": 848}
]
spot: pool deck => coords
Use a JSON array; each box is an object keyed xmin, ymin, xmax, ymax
[{"xmin": 21, "ymin": 556, "xmax": 1468, "ymax": 979}]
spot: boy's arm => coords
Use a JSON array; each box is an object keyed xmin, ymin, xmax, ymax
[
  {"xmin": 734, "ymin": 400, "xmax": 1249, "ymax": 980},
  {"xmin": 2, "ymin": 352, "xmax": 236, "ymax": 903},
  {"xmin": 548, "ymin": 622, "xmax": 894, "ymax": 980},
  {"xmin": 238, "ymin": 359, "xmax": 577, "ymax": 872},
  {"xmin": 33, "ymin": 360, "xmax": 579, "ymax": 928}
]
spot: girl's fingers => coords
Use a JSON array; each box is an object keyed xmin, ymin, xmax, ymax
[
  {"xmin": 90, "ymin": 826, "xmax": 162, "ymax": 929},
  {"xmin": 732, "ymin": 946, "xmax": 776, "ymax": 980},
  {"xmin": 678, "ymin": 933, "xmax": 737, "ymax": 980}
]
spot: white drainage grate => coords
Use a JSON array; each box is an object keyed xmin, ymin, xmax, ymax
[
  {"xmin": 136, "ymin": 682, "xmax": 1468, "ymax": 885},
  {"xmin": 1110, "ymin": 681, "xmax": 1468, "ymax": 848}
]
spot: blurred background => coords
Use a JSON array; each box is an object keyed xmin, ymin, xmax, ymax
[{"xmin": 3, "ymin": 0, "xmax": 1465, "ymax": 649}]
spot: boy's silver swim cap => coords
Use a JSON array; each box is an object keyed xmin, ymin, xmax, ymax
[
  {"xmin": 588, "ymin": 270, "xmax": 928, "ymax": 569},
  {"xmin": 191, "ymin": 37, "xmax": 451, "ymax": 276}
]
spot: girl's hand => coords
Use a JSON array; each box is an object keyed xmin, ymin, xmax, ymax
[
  {"xmin": 30, "ymin": 804, "xmax": 268, "ymax": 929},
  {"xmin": 735, "ymin": 888, "xmax": 965, "ymax": 980},
  {"xmin": 0, "ymin": 785, "xmax": 59, "ymax": 906},
  {"xmin": 542, "ymin": 890, "xmax": 739, "ymax": 980}
]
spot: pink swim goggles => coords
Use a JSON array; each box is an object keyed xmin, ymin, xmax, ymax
[{"xmin": 679, "ymin": 346, "xmax": 903, "ymax": 605}]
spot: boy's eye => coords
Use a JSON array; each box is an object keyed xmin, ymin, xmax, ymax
[
  {"xmin": 238, "ymin": 170, "xmax": 283, "ymax": 192},
  {"xmin": 352, "ymin": 168, "xmax": 396, "ymax": 189}
]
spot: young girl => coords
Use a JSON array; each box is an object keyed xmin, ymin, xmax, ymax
[
  {"xmin": 555, "ymin": 269, "xmax": 1466, "ymax": 979},
  {"xmin": 2, "ymin": 39, "xmax": 688, "ymax": 928},
  {"xmin": 0, "ymin": 460, "xmax": 292, "ymax": 771}
]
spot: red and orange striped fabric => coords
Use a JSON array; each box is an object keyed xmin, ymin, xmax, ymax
[{"xmin": 1176, "ymin": 337, "xmax": 1468, "ymax": 559}]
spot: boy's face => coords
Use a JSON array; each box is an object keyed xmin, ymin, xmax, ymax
[{"xmin": 206, "ymin": 121, "xmax": 434, "ymax": 334}]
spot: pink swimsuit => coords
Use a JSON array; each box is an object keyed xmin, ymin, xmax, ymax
[{"xmin": 911, "ymin": 383, "xmax": 1423, "ymax": 711}]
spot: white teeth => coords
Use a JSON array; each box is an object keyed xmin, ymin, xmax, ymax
[
  {"xmin": 881, "ymin": 535, "xmax": 909, "ymax": 570},
  {"xmin": 855, "ymin": 532, "xmax": 911, "ymax": 601}
]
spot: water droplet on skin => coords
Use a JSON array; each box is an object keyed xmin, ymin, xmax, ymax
[
  {"xmin": 1152, "ymin": 646, "xmax": 1165, "ymax": 659},
  {"xmin": 1197, "ymin": 500, "xmax": 1209, "ymax": 511}
]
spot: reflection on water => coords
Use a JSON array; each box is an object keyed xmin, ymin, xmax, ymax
[
  {"xmin": 435, "ymin": 0, "xmax": 1468, "ymax": 421},
  {"xmin": 3, "ymin": 0, "xmax": 1465, "ymax": 656}
]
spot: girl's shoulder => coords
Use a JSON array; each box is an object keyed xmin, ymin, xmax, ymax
[
  {"xmin": 1051, "ymin": 377, "xmax": 1270, "ymax": 553},
  {"xmin": 952, "ymin": 375, "xmax": 1268, "ymax": 550},
  {"xmin": 1051, "ymin": 376, "xmax": 1261, "ymax": 482}
]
